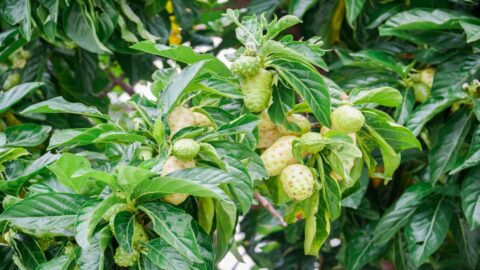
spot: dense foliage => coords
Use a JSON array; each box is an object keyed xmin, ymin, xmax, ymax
[{"xmin": 1, "ymin": 0, "xmax": 479, "ymax": 270}]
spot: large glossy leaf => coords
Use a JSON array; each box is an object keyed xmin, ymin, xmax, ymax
[
  {"xmin": 461, "ymin": 167, "xmax": 480, "ymax": 229},
  {"xmin": 0, "ymin": 82, "xmax": 44, "ymax": 113},
  {"xmin": 21, "ymin": 96, "xmax": 109, "ymax": 120},
  {"xmin": 113, "ymin": 211, "xmax": 135, "ymax": 253},
  {"xmin": 37, "ymin": 255, "xmax": 73, "ymax": 270},
  {"xmin": 116, "ymin": 165, "xmax": 156, "ymax": 194},
  {"xmin": 222, "ymin": 156, "xmax": 253, "ymax": 214},
  {"xmin": 63, "ymin": 1, "xmax": 110, "ymax": 53},
  {"xmin": 142, "ymin": 238, "xmax": 191, "ymax": 270},
  {"xmin": 214, "ymin": 200, "xmax": 237, "ymax": 261},
  {"xmin": 346, "ymin": 224, "xmax": 388, "ymax": 270},
  {"xmin": 405, "ymin": 196, "xmax": 454, "ymax": 266},
  {"xmin": 373, "ymin": 183, "xmax": 433, "ymax": 245},
  {"xmin": 350, "ymin": 87, "xmax": 402, "ymax": 107},
  {"xmin": 139, "ymin": 202, "xmax": 203, "ymax": 263},
  {"xmin": 10, "ymin": 233, "xmax": 46, "ymax": 269},
  {"xmin": 265, "ymin": 15, "xmax": 302, "ymax": 39},
  {"xmin": 77, "ymin": 225, "xmax": 112, "ymax": 270},
  {"xmin": 431, "ymin": 54, "xmax": 480, "ymax": 97},
  {"xmin": 288, "ymin": 0, "xmax": 317, "ymax": 18},
  {"xmin": 429, "ymin": 109, "xmax": 472, "ymax": 183},
  {"xmin": 1, "ymin": 124, "xmax": 51, "ymax": 147},
  {"xmin": 0, "ymin": 0, "xmax": 31, "ymax": 40},
  {"xmin": 132, "ymin": 167, "xmax": 232, "ymax": 203},
  {"xmin": 131, "ymin": 41, "xmax": 229, "ymax": 76},
  {"xmin": 161, "ymin": 61, "xmax": 208, "ymax": 114},
  {"xmin": 392, "ymin": 234, "xmax": 417, "ymax": 270},
  {"xmin": 452, "ymin": 215, "xmax": 480, "ymax": 269},
  {"xmin": 345, "ymin": 0, "xmax": 366, "ymax": 28},
  {"xmin": 48, "ymin": 124, "xmax": 119, "ymax": 149},
  {"xmin": 451, "ymin": 125, "xmax": 480, "ymax": 174},
  {"xmin": 0, "ymin": 193, "xmax": 88, "ymax": 236},
  {"xmin": 271, "ymin": 58, "xmax": 331, "ymax": 127},
  {"xmin": 406, "ymin": 96, "xmax": 460, "ymax": 136}
]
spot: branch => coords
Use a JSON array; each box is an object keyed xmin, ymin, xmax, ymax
[
  {"xmin": 254, "ymin": 192, "xmax": 287, "ymax": 227},
  {"xmin": 106, "ymin": 71, "xmax": 135, "ymax": 96}
]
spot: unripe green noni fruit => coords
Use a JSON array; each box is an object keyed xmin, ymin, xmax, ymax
[
  {"xmin": 277, "ymin": 114, "xmax": 311, "ymax": 135},
  {"xmin": 161, "ymin": 156, "xmax": 196, "ymax": 205},
  {"xmin": 331, "ymin": 105, "xmax": 365, "ymax": 134},
  {"xmin": 413, "ymin": 82, "xmax": 431, "ymax": 103},
  {"xmin": 139, "ymin": 146, "xmax": 153, "ymax": 161},
  {"xmin": 240, "ymin": 68, "xmax": 273, "ymax": 113},
  {"xmin": 261, "ymin": 136, "xmax": 298, "ymax": 176},
  {"xmin": 280, "ymin": 164, "xmax": 315, "ymax": 201},
  {"xmin": 172, "ymin": 138, "xmax": 200, "ymax": 161},
  {"xmin": 257, "ymin": 128, "xmax": 281, "ymax": 149},
  {"xmin": 231, "ymin": 55, "xmax": 261, "ymax": 77},
  {"xmin": 37, "ymin": 237, "xmax": 56, "ymax": 251},
  {"xmin": 300, "ymin": 132, "xmax": 325, "ymax": 153},
  {"xmin": 114, "ymin": 247, "xmax": 140, "ymax": 267},
  {"xmin": 2, "ymin": 195, "xmax": 21, "ymax": 210},
  {"xmin": 168, "ymin": 107, "xmax": 196, "ymax": 135},
  {"xmin": 133, "ymin": 221, "xmax": 149, "ymax": 244},
  {"xmin": 2, "ymin": 73, "xmax": 20, "ymax": 91},
  {"xmin": 102, "ymin": 203, "xmax": 132, "ymax": 222}
]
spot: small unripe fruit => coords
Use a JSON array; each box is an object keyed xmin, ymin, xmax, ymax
[
  {"xmin": 37, "ymin": 237, "xmax": 55, "ymax": 251},
  {"xmin": 413, "ymin": 82, "xmax": 431, "ymax": 103},
  {"xmin": 300, "ymin": 132, "xmax": 325, "ymax": 153},
  {"xmin": 278, "ymin": 114, "xmax": 311, "ymax": 135},
  {"xmin": 258, "ymin": 110, "xmax": 276, "ymax": 131},
  {"xmin": 280, "ymin": 164, "xmax": 315, "ymax": 201},
  {"xmin": 2, "ymin": 195, "xmax": 21, "ymax": 210},
  {"xmin": 102, "ymin": 203, "xmax": 132, "ymax": 222},
  {"xmin": 139, "ymin": 147, "xmax": 153, "ymax": 160},
  {"xmin": 168, "ymin": 107, "xmax": 196, "ymax": 135},
  {"xmin": 193, "ymin": 111, "xmax": 213, "ymax": 127},
  {"xmin": 231, "ymin": 55, "xmax": 261, "ymax": 77},
  {"xmin": 3, "ymin": 73, "xmax": 20, "ymax": 91},
  {"xmin": 172, "ymin": 139, "xmax": 200, "ymax": 161},
  {"xmin": 240, "ymin": 69, "xmax": 273, "ymax": 113},
  {"xmin": 257, "ymin": 128, "xmax": 281, "ymax": 149},
  {"xmin": 420, "ymin": 68, "xmax": 435, "ymax": 88},
  {"xmin": 331, "ymin": 105, "xmax": 365, "ymax": 134},
  {"xmin": 114, "ymin": 247, "xmax": 140, "ymax": 267},
  {"xmin": 161, "ymin": 156, "xmax": 195, "ymax": 205},
  {"xmin": 261, "ymin": 136, "xmax": 298, "ymax": 176}
]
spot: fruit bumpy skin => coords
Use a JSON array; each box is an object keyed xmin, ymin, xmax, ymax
[
  {"xmin": 240, "ymin": 69, "xmax": 273, "ymax": 113},
  {"xmin": 258, "ymin": 128, "xmax": 281, "ymax": 149},
  {"xmin": 413, "ymin": 82, "xmax": 431, "ymax": 103},
  {"xmin": 103, "ymin": 203, "xmax": 132, "ymax": 222},
  {"xmin": 231, "ymin": 55, "xmax": 261, "ymax": 77},
  {"xmin": 161, "ymin": 156, "xmax": 195, "ymax": 205},
  {"xmin": 300, "ymin": 132, "xmax": 325, "ymax": 153},
  {"xmin": 258, "ymin": 110, "xmax": 276, "ymax": 131},
  {"xmin": 167, "ymin": 106, "xmax": 196, "ymax": 135},
  {"xmin": 114, "ymin": 247, "xmax": 140, "ymax": 267},
  {"xmin": 37, "ymin": 237, "xmax": 55, "ymax": 251},
  {"xmin": 172, "ymin": 138, "xmax": 200, "ymax": 161},
  {"xmin": 277, "ymin": 114, "xmax": 311, "ymax": 135},
  {"xmin": 280, "ymin": 164, "xmax": 315, "ymax": 201},
  {"xmin": 193, "ymin": 111, "xmax": 213, "ymax": 127},
  {"xmin": 261, "ymin": 136, "xmax": 298, "ymax": 176},
  {"xmin": 331, "ymin": 105, "xmax": 365, "ymax": 134}
]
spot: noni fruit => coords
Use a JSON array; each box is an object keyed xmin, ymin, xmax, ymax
[
  {"xmin": 231, "ymin": 55, "xmax": 261, "ymax": 77},
  {"xmin": 161, "ymin": 156, "xmax": 195, "ymax": 205},
  {"xmin": 277, "ymin": 114, "xmax": 311, "ymax": 135},
  {"xmin": 168, "ymin": 106, "xmax": 196, "ymax": 135},
  {"xmin": 280, "ymin": 164, "xmax": 315, "ymax": 201},
  {"xmin": 172, "ymin": 138, "xmax": 200, "ymax": 160},
  {"xmin": 300, "ymin": 132, "xmax": 325, "ymax": 153},
  {"xmin": 240, "ymin": 68, "xmax": 273, "ymax": 113},
  {"xmin": 331, "ymin": 105, "xmax": 365, "ymax": 134},
  {"xmin": 261, "ymin": 136, "xmax": 298, "ymax": 176}
]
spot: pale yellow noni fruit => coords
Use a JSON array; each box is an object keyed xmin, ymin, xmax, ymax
[
  {"xmin": 257, "ymin": 128, "xmax": 281, "ymax": 149},
  {"xmin": 261, "ymin": 136, "xmax": 298, "ymax": 176},
  {"xmin": 280, "ymin": 164, "xmax": 315, "ymax": 201},
  {"xmin": 277, "ymin": 114, "xmax": 311, "ymax": 135},
  {"xmin": 193, "ymin": 111, "xmax": 213, "ymax": 127},
  {"xmin": 168, "ymin": 107, "xmax": 196, "ymax": 135},
  {"xmin": 330, "ymin": 105, "xmax": 364, "ymax": 134},
  {"xmin": 258, "ymin": 110, "xmax": 276, "ymax": 131},
  {"xmin": 161, "ymin": 156, "xmax": 195, "ymax": 205}
]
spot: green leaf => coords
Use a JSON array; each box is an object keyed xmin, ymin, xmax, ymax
[
  {"xmin": 450, "ymin": 125, "xmax": 480, "ymax": 174},
  {"xmin": 345, "ymin": 0, "xmax": 366, "ymax": 29},
  {"xmin": 304, "ymin": 190, "xmax": 330, "ymax": 255},
  {"xmin": 48, "ymin": 124, "xmax": 119, "ymax": 149},
  {"xmin": 271, "ymin": 58, "xmax": 331, "ymax": 127},
  {"xmin": 461, "ymin": 167, "xmax": 480, "ymax": 229},
  {"xmin": 93, "ymin": 131, "xmax": 146, "ymax": 144},
  {"xmin": 37, "ymin": 255, "xmax": 73, "ymax": 270},
  {"xmin": 0, "ymin": 193, "xmax": 88, "ymax": 237},
  {"xmin": 373, "ymin": 183, "xmax": 433, "ymax": 245},
  {"xmin": 406, "ymin": 96, "xmax": 460, "ymax": 136},
  {"xmin": 139, "ymin": 202, "xmax": 203, "ymax": 263},
  {"xmin": 21, "ymin": 96, "xmax": 109, "ymax": 120},
  {"xmin": 133, "ymin": 167, "xmax": 232, "ymax": 203},
  {"xmin": 392, "ymin": 234, "xmax": 417, "ymax": 270},
  {"xmin": 394, "ymin": 87, "xmax": 415, "ymax": 125},
  {"xmin": 281, "ymin": 36, "xmax": 328, "ymax": 71},
  {"xmin": 429, "ymin": 109, "xmax": 472, "ymax": 183},
  {"xmin": 113, "ymin": 211, "xmax": 135, "ymax": 253},
  {"xmin": 161, "ymin": 61, "xmax": 208, "ymax": 113},
  {"xmin": 431, "ymin": 54, "xmax": 480, "ymax": 97},
  {"xmin": 9, "ymin": 233, "xmax": 46, "ymax": 269},
  {"xmin": 116, "ymin": 165, "xmax": 156, "ymax": 194},
  {"xmin": 0, "ymin": 82, "xmax": 44, "ymax": 113},
  {"xmin": 77, "ymin": 225, "xmax": 112, "ymax": 270},
  {"xmin": 75, "ymin": 196, "xmax": 120, "ymax": 249},
  {"xmin": 346, "ymin": 224, "xmax": 388, "ymax": 270},
  {"xmin": 225, "ymin": 9, "xmax": 261, "ymax": 47},
  {"xmin": 0, "ymin": 0, "xmax": 32, "ymax": 40},
  {"xmin": 214, "ymin": 199, "xmax": 236, "ymax": 261},
  {"xmin": 142, "ymin": 238, "xmax": 192, "ymax": 270},
  {"xmin": 452, "ymin": 215, "xmax": 480, "ymax": 269},
  {"xmin": 63, "ymin": 1, "xmax": 110, "ymax": 53},
  {"xmin": 131, "ymin": 41, "xmax": 230, "ymax": 76},
  {"xmin": 265, "ymin": 15, "xmax": 302, "ymax": 39},
  {"xmin": 1, "ymin": 124, "xmax": 51, "ymax": 147},
  {"xmin": 405, "ymin": 196, "xmax": 454, "ymax": 266},
  {"xmin": 222, "ymin": 156, "xmax": 253, "ymax": 214},
  {"xmin": 288, "ymin": 0, "xmax": 318, "ymax": 18},
  {"xmin": 350, "ymin": 87, "xmax": 402, "ymax": 107},
  {"xmin": 347, "ymin": 49, "xmax": 408, "ymax": 76}
]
